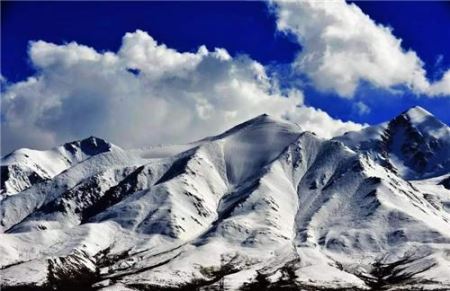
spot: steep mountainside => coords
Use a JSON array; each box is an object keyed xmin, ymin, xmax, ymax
[
  {"xmin": 1, "ymin": 109, "xmax": 450, "ymax": 291},
  {"xmin": 336, "ymin": 106, "xmax": 450, "ymax": 180}
]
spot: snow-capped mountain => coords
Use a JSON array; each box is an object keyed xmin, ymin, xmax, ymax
[
  {"xmin": 336, "ymin": 106, "xmax": 450, "ymax": 180},
  {"xmin": 1, "ymin": 137, "xmax": 115, "ymax": 198},
  {"xmin": 1, "ymin": 107, "xmax": 450, "ymax": 291}
]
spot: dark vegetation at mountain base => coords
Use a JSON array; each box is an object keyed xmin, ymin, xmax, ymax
[
  {"xmin": 1, "ymin": 250, "xmax": 449, "ymax": 291},
  {"xmin": 60, "ymin": 258, "xmax": 450, "ymax": 290},
  {"xmin": 353, "ymin": 251, "xmax": 440, "ymax": 291}
]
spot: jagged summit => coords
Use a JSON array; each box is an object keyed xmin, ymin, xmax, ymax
[
  {"xmin": 336, "ymin": 106, "xmax": 450, "ymax": 179},
  {"xmin": 1, "ymin": 110, "xmax": 450, "ymax": 290}
]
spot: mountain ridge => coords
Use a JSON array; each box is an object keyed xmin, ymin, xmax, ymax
[
  {"xmin": 336, "ymin": 106, "xmax": 450, "ymax": 180},
  {"xmin": 1, "ymin": 106, "xmax": 450, "ymax": 290},
  {"xmin": 0, "ymin": 136, "xmax": 116, "ymax": 199}
]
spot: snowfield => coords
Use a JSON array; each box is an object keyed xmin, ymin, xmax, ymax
[{"xmin": 1, "ymin": 107, "xmax": 450, "ymax": 290}]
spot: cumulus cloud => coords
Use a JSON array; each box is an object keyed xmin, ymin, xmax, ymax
[
  {"xmin": 1, "ymin": 30, "xmax": 363, "ymax": 153},
  {"xmin": 272, "ymin": 0, "xmax": 450, "ymax": 98},
  {"xmin": 286, "ymin": 106, "xmax": 364, "ymax": 138},
  {"xmin": 427, "ymin": 70, "xmax": 450, "ymax": 96}
]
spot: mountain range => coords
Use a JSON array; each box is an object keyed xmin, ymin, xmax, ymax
[{"xmin": 1, "ymin": 106, "xmax": 449, "ymax": 291}]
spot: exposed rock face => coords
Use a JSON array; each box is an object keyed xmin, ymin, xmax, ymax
[{"xmin": 440, "ymin": 176, "xmax": 450, "ymax": 190}]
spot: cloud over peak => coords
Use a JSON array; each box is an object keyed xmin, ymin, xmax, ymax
[{"xmin": 1, "ymin": 30, "xmax": 363, "ymax": 153}]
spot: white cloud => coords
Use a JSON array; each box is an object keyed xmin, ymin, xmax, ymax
[
  {"xmin": 427, "ymin": 70, "xmax": 450, "ymax": 96},
  {"xmin": 285, "ymin": 105, "xmax": 364, "ymax": 138},
  {"xmin": 1, "ymin": 30, "xmax": 364, "ymax": 153},
  {"xmin": 353, "ymin": 101, "xmax": 371, "ymax": 116},
  {"xmin": 272, "ymin": 0, "xmax": 450, "ymax": 98}
]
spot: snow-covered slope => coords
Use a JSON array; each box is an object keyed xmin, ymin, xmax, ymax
[
  {"xmin": 1, "ymin": 110, "xmax": 450, "ymax": 291},
  {"xmin": 1, "ymin": 137, "xmax": 116, "ymax": 198},
  {"xmin": 336, "ymin": 106, "xmax": 450, "ymax": 180}
]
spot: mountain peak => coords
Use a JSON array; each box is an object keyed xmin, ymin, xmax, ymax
[
  {"xmin": 404, "ymin": 105, "xmax": 429, "ymax": 114},
  {"xmin": 66, "ymin": 135, "xmax": 109, "ymax": 145},
  {"xmin": 392, "ymin": 106, "xmax": 448, "ymax": 133},
  {"xmin": 63, "ymin": 136, "xmax": 112, "ymax": 156},
  {"xmin": 1, "ymin": 136, "xmax": 115, "ymax": 196},
  {"xmin": 244, "ymin": 113, "xmax": 280, "ymax": 124},
  {"xmin": 400, "ymin": 106, "xmax": 433, "ymax": 123},
  {"xmin": 336, "ymin": 105, "xmax": 450, "ymax": 179},
  {"xmin": 207, "ymin": 113, "xmax": 301, "ymax": 142}
]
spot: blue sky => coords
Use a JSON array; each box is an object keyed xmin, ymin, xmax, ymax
[{"xmin": 1, "ymin": 1, "xmax": 450, "ymax": 152}]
